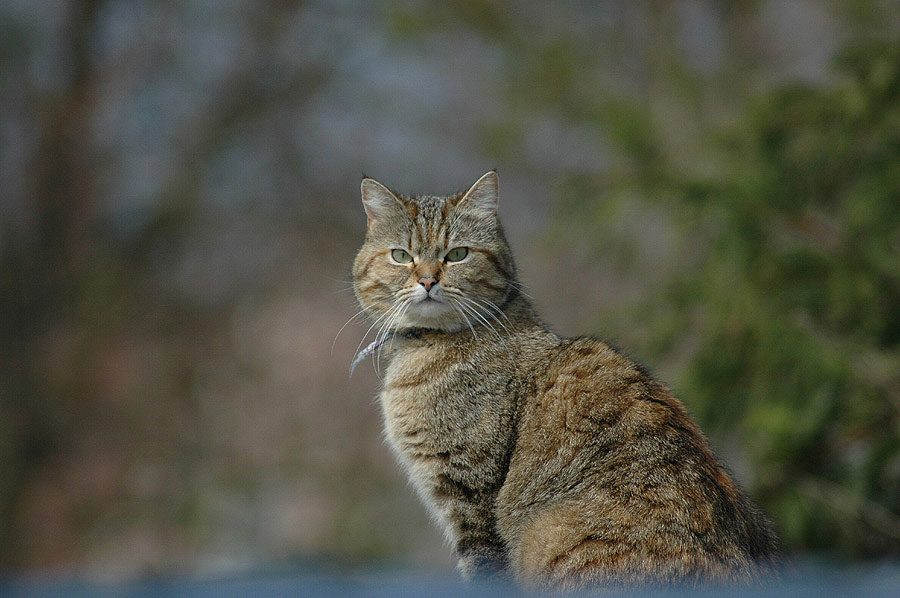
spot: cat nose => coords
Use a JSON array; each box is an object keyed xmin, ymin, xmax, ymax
[{"xmin": 418, "ymin": 274, "xmax": 438, "ymax": 291}]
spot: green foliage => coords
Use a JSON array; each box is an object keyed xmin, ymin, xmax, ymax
[{"xmin": 610, "ymin": 41, "xmax": 900, "ymax": 556}]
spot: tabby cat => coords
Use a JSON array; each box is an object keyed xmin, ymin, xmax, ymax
[{"xmin": 351, "ymin": 171, "xmax": 779, "ymax": 590}]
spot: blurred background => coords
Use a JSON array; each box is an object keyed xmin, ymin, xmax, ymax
[{"xmin": 2, "ymin": 0, "xmax": 900, "ymax": 587}]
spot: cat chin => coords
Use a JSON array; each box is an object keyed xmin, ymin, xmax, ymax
[{"xmin": 397, "ymin": 302, "xmax": 465, "ymax": 332}]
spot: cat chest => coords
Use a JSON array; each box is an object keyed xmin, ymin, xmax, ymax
[
  {"xmin": 384, "ymin": 375, "xmax": 516, "ymax": 490},
  {"xmin": 379, "ymin": 352, "xmax": 486, "ymax": 463},
  {"xmin": 379, "ymin": 380, "xmax": 454, "ymax": 457}
]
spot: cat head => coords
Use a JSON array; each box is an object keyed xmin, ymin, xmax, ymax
[{"xmin": 352, "ymin": 171, "xmax": 517, "ymax": 333}]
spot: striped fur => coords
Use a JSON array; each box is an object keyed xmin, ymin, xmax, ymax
[{"xmin": 352, "ymin": 172, "xmax": 779, "ymax": 590}]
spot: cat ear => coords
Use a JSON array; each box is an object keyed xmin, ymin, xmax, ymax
[
  {"xmin": 458, "ymin": 170, "xmax": 499, "ymax": 216},
  {"xmin": 361, "ymin": 177, "xmax": 403, "ymax": 226}
]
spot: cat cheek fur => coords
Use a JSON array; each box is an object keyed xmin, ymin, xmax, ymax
[{"xmin": 351, "ymin": 172, "xmax": 780, "ymax": 590}]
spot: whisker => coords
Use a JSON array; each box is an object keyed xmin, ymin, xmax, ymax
[
  {"xmin": 322, "ymin": 275, "xmax": 357, "ymax": 285},
  {"xmin": 484, "ymin": 297, "xmax": 513, "ymax": 323},
  {"xmin": 477, "ymin": 301, "xmax": 513, "ymax": 341},
  {"xmin": 378, "ymin": 299, "xmax": 413, "ymax": 372},
  {"xmin": 333, "ymin": 307, "xmax": 370, "ymax": 354},
  {"xmin": 442, "ymin": 289, "xmax": 507, "ymax": 339},
  {"xmin": 376, "ymin": 298, "xmax": 412, "ymax": 374},
  {"xmin": 372, "ymin": 305, "xmax": 399, "ymax": 376},
  {"xmin": 458, "ymin": 299, "xmax": 503, "ymax": 345},
  {"xmin": 385, "ymin": 299, "xmax": 414, "ymax": 353},
  {"xmin": 374, "ymin": 303, "xmax": 398, "ymax": 346},
  {"xmin": 455, "ymin": 299, "xmax": 489, "ymax": 332},
  {"xmin": 469, "ymin": 296, "xmax": 512, "ymax": 330},
  {"xmin": 350, "ymin": 286, "xmax": 419, "ymax": 375},
  {"xmin": 352, "ymin": 306, "xmax": 396, "ymax": 372},
  {"xmin": 373, "ymin": 297, "xmax": 409, "ymax": 370},
  {"xmin": 376, "ymin": 289, "xmax": 416, "ymax": 346},
  {"xmin": 448, "ymin": 298, "xmax": 478, "ymax": 340},
  {"xmin": 507, "ymin": 279, "xmax": 535, "ymax": 300},
  {"xmin": 459, "ymin": 298, "xmax": 514, "ymax": 359},
  {"xmin": 460, "ymin": 299, "xmax": 504, "ymax": 343}
]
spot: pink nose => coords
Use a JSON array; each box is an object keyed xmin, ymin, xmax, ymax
[{"xmin": 418, "ymin": 274, "xmax": 437, "ymax": 291}]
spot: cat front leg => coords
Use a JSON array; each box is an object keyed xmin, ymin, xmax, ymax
[
  {"xmin": 430, "ymin": 474, "xmax": 510, "ymax": 580},
  {"xmin": 456, "ymin": 545, "xmax": 508, "ymax": 580}
]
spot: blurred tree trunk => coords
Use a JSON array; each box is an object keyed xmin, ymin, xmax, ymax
[{"xmin": 0, "ymin": 0, "xmax": 104, "ymax": 569}]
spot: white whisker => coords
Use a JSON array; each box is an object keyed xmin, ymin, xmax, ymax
[
  {"xmin": 460, "ymin": 299, "xmax": 504, "ymax": 344},
  {"xmin": 354, "ymin": 310, "xmax": 390, "ymax": 358},
  {"xmin": 372, "ymin": 296, "xmax": 410, "ymax": 372},
  {"xmin": 385, "ymin": 299, "xmax": 414, "ymax": 354},
  {"xmin": 457, "ymin": 297, "xmax": 514, "ymax": 359},
  {"xmin": 352, "ymin": 301, "xmax": 401, "ymax": 374},
  {"xmin": 469, "ymin": 296, "xmax": 512, "ymax": 331},
  {"xmin": 448, "ymin": 298, "xmax": 478, "ymax": 340},
  {"xmin": 443, "ymin": 289, "xmax": 501, "ymax": 341},
  {"xmin": 507, "ymin": 279, "xmax": 535, "ymax": 300},
  {"xmin": 333, "ymin": 307, "xmax": 370, "ymax": 354},
  {"xmin": 375, "ymin": 298, "xmax": 412, "ymax": 374}
]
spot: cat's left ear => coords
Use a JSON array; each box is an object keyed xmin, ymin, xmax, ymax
[
  {"xmin": 458, "ymin": 170, "xmax": 499, "ymax": 216},
  {"xmin": 361, "ymin": 177, "xmax": 403, "ymax": 227}
]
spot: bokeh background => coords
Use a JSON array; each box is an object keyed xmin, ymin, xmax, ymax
[{"xmin": 2, "ymin": 0, "xmax": 900, "ymax": 585}]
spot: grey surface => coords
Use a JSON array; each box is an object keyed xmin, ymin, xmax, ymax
[{"xmin": 4, "ymin": 563, "xmax": 900, "ymax": 598}]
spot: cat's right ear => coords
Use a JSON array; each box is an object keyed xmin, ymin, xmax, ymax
[
  {"xmin": 457, "ymin": 170, "xmax": 499, "ymax": 217},
  {"xmin": 361, "ymin": 177, "xmax": 402, "ymax": 228}
]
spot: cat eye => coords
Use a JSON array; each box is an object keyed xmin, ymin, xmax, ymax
[
  {"xmin": 391, "ymin": 248, "xmax": 413, "ymax": 264},
  {"xmin": 445, "ymin": 247, "xmax": 469, "ymax": 263}
]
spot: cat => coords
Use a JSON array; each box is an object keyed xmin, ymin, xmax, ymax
[{"xmin": 351, "ymin": 171, "xmax": 779, "ymax": 590}]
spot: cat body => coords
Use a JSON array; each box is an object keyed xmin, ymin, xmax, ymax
[{"xmin": 352, "ymin": 172, "xmax": 778, "ymax": 590}]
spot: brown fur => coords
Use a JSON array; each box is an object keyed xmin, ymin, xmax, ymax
[{"xmin": 352, "ymin": 172, "xmax": 779, "ymax": 590}]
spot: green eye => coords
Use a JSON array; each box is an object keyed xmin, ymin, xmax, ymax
[
  {"xmin": 445, "ymin": 247, "xmax": 469, "ymax": 263},
  {"xmin": 391, "ymin": 249, "xmax": 413, "ymax": 263}
]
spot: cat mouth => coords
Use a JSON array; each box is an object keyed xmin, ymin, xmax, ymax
[
  {"xmin": 410, "ymin": 294, "xmax": 452, "ymax": 318},
  {"xmin": 416, "ymin": 296, "xmax": 445, "ymax": 308},
  {"xmin": 405, "ymin": 287, "xmax": 455, "ymax": 325}
]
